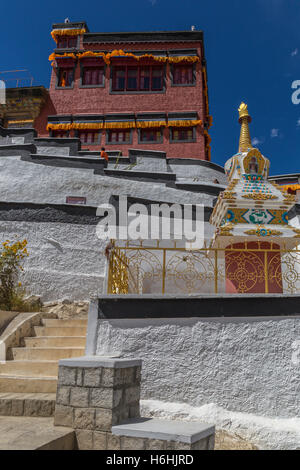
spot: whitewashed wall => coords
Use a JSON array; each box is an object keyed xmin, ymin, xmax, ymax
[{"xmin": 95, "ymin": 315, "xmax": 300, "ymax": 419}]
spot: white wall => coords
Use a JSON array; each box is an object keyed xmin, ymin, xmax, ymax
[
  {"xmin": 0, "ymin": 221, "xmax": 106, "ymax": 301},
  {"xmin": 95, "ymin": 316, "xmax": 300, "ymax": 419}
]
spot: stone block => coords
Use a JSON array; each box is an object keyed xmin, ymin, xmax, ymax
[
  {"xmin": 70, "ymin": 387, "xmax": 89, "ymax": 407},
  {"xmin": 128, "ymin": 403, "xmax": 140, "ymax": 419},
  {"xmin": 165, "ymin": 440, "xmax": 175, "ymax": 450},
  {"xmin": 107, "ymin": 433, "xmax": 121, "ymax": 450},
  {"xmin": 191, "ymin": 437, "xmax": 209, "ymax": 450},
  {"xmin": 74, "ymin": 408, "xmax": 95, "ymax": 430},
  {"xmin": 173, "ymin": 441, "xmax": 191, "ymax": 450},
  {"xmin": 121, "ymin": 436, "xmax": 146, "ymax": 450},
  {"xmin": 83, "ymin": 368, "xmax": 101, "ymax": 387},
  {"xmin": 93, "ymin": 431, "xmax": 107, "ymax": 450},
  {"xmin": 95, "ymin": 408, "xmax": 118, "ymax": 432},
  {"xmin": 58, "ymin": 366, "xmax": 77, "ymax": 386},
  {"xmin": 0, "ymin": 399, "xmax": 11, "ymax": 415},
  {"xmin": 145, "ymin": 439, "xmax": 166, "ymax": 450},
  {"xmin": 11, "ymin": 399, "xmax": 24, "ymax": 416},
  {"xmin": 56, "ymin": 386, "xmax": 70, "ymax": 405},
  {"xmin": 101, "ymin": 368, "xmax": 115, "ymax": 387},
  {"xmin": 89, "ymin": 387, "xmax": 113, "ymax": 408},
  {"xmin": 114, "ymin": 367, "xmax": 134, "ymax": 386},
  {"xmin": 54, "ymin": 404, "xmax": 74, "ymax": 427},
  {"xmin": 76, "ymin": 368, "xmax": 84, "ymax": 386},
  {"xmin": 125, "ymin": 386, "xmax": 140, "ymax": 405},
  {"xmin": 208, "ymin": 435, "xmax": 215, "ymax": 450},
  {"xmin": 76, "ymin": 429, "xmax": 93, "ymax": 450}
]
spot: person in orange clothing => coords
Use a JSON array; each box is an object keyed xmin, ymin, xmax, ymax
[{"xmin": 100, "ymin": 147, "xmax": 109, "ymax": 162}]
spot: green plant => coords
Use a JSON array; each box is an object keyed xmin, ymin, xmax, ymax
[{"xmin": 0, "ymin": 239, "xmax": 28, "ymax": 311}]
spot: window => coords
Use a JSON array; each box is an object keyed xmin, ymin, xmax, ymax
[
  {"xmin": 82, "ymin": 67, "xmax": 104, "ymax": 86},
  {"xmin": 78, "ymin": 131, "xmax": 99, "ymax": 144},
  {"xmin": 107, "ymin": 130, "xmax": 131, "ymax": 143},
  {"xmin": 58, "ymin": 68, "xmax": 74, "ymax": 87},
  {"xmin": 57, "ymin": 36, "xmax": 77, "ymax": 48},
  {"xmin": 140, "ymin": 128, "xmax": 162, "ymax": 143},
  {"xmin": 53, "ymin": 130, "xmax": 68, "ymax": 138},
  {"xmin": 171, "ymin": 127, "xmax": 194, "ymax": 142},
  {"xmin": 172, "ymin": 64, "xmax": 194, "ymax": 85},
  {"xmin": 112, "ymin": 65, "xmax": 164, "ymax": 92}
]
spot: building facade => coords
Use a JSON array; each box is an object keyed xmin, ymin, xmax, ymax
[{"xmin": 35, "ymin": 21, "xmax": 212, "ymax": 160}]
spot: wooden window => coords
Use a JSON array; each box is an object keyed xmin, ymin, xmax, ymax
[
  {"xmin": 107, "ymin": 130, "xmax": 131, "ymax": 143},
  {"xmin": 53, "ymin": 130, "xmax": 68, "ymax": 138},
  {"xmin": 78, "ymin": 131, "xmax": 99, "ymax": 144},
  {"xmin": 171, "ymin": 127, "xmax": 194, "ymax": 142},
  {"xmin": 172, "ymin": 64, "xmax": 194, "ymax": 85},
  {"xmin": 57, "ymin": 36, "xmax": 77, "ymax": 48},
  {"xmin": 112, "ymin": 65, "xmax": 164, "ymax": 92},
  {"xmin": 82, "ymin": 67, "xmax": 104, "ymax": 86},
  {"xmin": 58, "ymin": 68, "xmax": 74, "ymax": 87},
  {"xmin": 140, "ymin": 128, "xmax": 161, "ymax": 142},
  {"xmin": 151, "ymin": 66, "xmax": 163, "ymax": 90}
]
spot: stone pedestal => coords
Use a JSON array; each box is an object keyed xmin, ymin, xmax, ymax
[
  {"xmin": 54, "ymin": 356, "xmax": 141, "ymax": 450},
  {"xmin": 54, "ymin": 356, "xmax": 215, "ymax": 450}
]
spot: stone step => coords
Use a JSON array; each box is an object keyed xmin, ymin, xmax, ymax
[
  {"xmin": 0, "ymin": 361, "xmax": 58, "ymax": 377},
  {"xmin": 0, "ymin": 375, "xmax": 57, "ymax": 393},
  {"xmin": 42, "ymin": 318, "xmax": 87, "ymax": 327},
  {"xmin": 0, "ymin": 416, "xmax": 75, "ymax": 450},
  {"xmin": 24, "ymin": 336, "xmax": 86, "ymax": 348},
  {"xmin": 0, "ymin": 392, "xmax": 56, "ymax": 417},
  {"xmin": 12, "ymin": 347, "xmax": 85, "ymax": 361},
  {"xmin": 34, "ymin": 326, "xmax": 86, "ymax": 337}
]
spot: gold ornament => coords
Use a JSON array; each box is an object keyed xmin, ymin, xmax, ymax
[
  {"xmin": 242, "ymin": 193, "xmax": 277, "ymax": 200},
  {"xmin": 238, "ymin": 102, "xmax": 252, "ymax": 152}
]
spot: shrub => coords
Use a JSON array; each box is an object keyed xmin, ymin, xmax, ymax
[{"xmin": 0, "ymin": 239, "xmax": 28, "ymax": 311}]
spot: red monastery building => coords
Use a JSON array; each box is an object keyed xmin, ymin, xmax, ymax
[{"xmin": 35, "ymin": 20, "xmax": 212, "ymax": 160}]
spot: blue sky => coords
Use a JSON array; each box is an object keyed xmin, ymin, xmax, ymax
[{"xmin": 1, "ymin": 0, "xmax": 300, "ymax": 175}]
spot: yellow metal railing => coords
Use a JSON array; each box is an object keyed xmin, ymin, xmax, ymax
[{"xmin": 107, "ymin": 241, "xmax": 300, "ymax": 295}]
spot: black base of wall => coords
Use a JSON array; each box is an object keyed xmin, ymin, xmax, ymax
[{"xmin": 98, "ymin": 294, "xmax": 300, "ymax": 318}]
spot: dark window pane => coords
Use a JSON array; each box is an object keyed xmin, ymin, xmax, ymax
[
  {"xmin": 172, "ymin": 127, "xmax": 194, "ymax": 141},
  {"xmin": 127, "ymin": 67, "xmax": 138, "ymax": 90},
  {"xmin": 68, "ymin": 37, "xmax": 77, "ymax": 48},
  {"xmin": 141, "ymin": 128, "xmax": 160, "ymax": 142},
  {"xmin": 173, "ymin": 65, "xmax": 193, "ymax": 85},
  {"xmin": 140, "ymin": 67, "xmax": 150, "ymax": 90},
  {"xmin": 151, "ymin": 67, "xmax": 163, "ymax": 90},
  {"xmin": 83, "ymin": 67, "xmax": 104, "ymax": 85},
  {"xmin": 107, "ymin": 129, "xmax": 130, "ymax": 143},
  {"xmin": 113, "ymin": 67, "xmax": 125, "ymax": 90}
]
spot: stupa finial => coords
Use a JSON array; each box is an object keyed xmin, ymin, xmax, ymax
[{"xmin": 238, "ymin": 102, "xmax": 252, "ymax": 152}]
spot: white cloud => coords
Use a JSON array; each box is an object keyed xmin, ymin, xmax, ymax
[
  {"xmin": 297, "ymin": 118, "xmax": 300, "ymax": 127},
  {"xmin": 252, "ymin": 137, "xmax": 263, "ymax": 146},
  {"xmin": 270, "ymin": 128, "xmax": 279, "ymax": 138},
  {"xmin": 291, "ymin": 48, "xmax": 298, "ymax": 57}
]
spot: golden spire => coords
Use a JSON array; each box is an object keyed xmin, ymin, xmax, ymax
[{"xmin": 238, "ymin": 102, "xmax": 252, "ymax": 152}]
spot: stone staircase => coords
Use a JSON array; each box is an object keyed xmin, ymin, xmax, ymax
[{"xmin": 0, "ymin": 318, "xmax": 87, "ymax": 417}]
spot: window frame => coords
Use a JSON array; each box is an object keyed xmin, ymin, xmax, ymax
[
  {"xmin": 79, "ymin": 62, "xmax": 106, "ymax": 88},
  {"xmin": 169, "ymin": 126, "xmax": 196, "ymax": 143},
  {"xmin": 55, "ymin": 63, "xmax": 76, "ymax": 90},
  {"xmin": 56, "ymin": 36, "xmax": 79, "ymax": 49},
  {"xmin": 138, "ymin": 127, "xmax": 163, "ymax": 144},
  {"xmin": 106, "ymin": 129, "xmax": 133, "ymax": 145},
  {"xmin": 49, "ymin": 129, "xmax": 70, "ymax": 138},
  {"xmin": 170, "ymin": 63, "xmax": 196, "ymax": 87},
  {"xmin": 110, "ymin": 63, "xmax": 166, "ymax": 94},
  {"xmin": 76, "ymin": 129, "xmax": 102, "ymax": 146}
]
